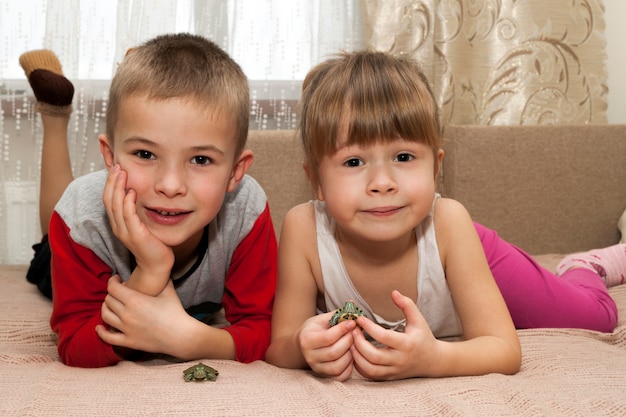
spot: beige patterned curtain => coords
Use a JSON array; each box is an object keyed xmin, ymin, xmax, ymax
[{"xmin": 362, "ymin": 0, "xmax": 608, "ymax": 125}]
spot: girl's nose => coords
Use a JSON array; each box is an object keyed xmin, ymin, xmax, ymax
[{"xmin": 367, "ymin": 164, "xmax": 397, "ymax": 194}]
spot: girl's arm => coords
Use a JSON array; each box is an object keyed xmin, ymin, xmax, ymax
[
  {"xmin": 430, "ymin": 198, "xmax": 521, "ymax": 376},
  {"xmin": 351, "ymin": 198, "xmax": 520, "ymax": 380},
  {"xmin": 265, "ymin": 203, "xmax": 321, "ymax": 368},
  {"xmin": 265, "ymin": 203, "xmax": 356, "ymax": 379}
]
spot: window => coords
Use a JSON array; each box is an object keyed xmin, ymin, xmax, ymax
[{"xmin": 1, "ymin": 0, "xmax": 363, "ymax": 84}]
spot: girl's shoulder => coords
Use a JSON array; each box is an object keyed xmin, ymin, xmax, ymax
[
  {"xmin": 280, "ymin": 201, "xmax": 317, "ymax": 239},
  {"xmin": 433, "ymin": 197, "xmax": 476, "ymax": 256},
  {"xmin": 433, "ymin": 196, "xmax": 472, "ymax": 225}
]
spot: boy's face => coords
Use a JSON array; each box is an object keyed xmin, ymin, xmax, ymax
[
  {"xmin": 99, "ymin": 94, "xmax": 251, "ymax": 252},
  {"xmin": 316, "ymin": 136, "xmax": 443, "ymax": 243}
]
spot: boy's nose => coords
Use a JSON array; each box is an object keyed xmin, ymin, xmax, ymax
[{"xmin": 155, "ymin": 164, "xmax": 187, "ymax": 196}]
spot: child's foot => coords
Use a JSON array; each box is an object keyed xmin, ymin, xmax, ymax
[
  {"xmin": 19, "ymin": 49, "xmax": 74, "ymax": 116},
  {"xmin": 556, "ymin": 244, "xmax": 626, "ymax": 287}
]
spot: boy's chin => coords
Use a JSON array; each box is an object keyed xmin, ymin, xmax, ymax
[
  {"xmin": 154, "ymin": 235, "xmax": 193, "ymax": 249},
  {"xmin": 150, "ymin": 228, "xmax": 204, "ymax": 251}
]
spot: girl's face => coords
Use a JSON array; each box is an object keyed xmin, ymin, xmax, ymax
[
  {"xmin": 99, "ymin": 95, "xmax": 249, "ymax": 256},
  {"xmin": 316, "ymin": 137, "xmax": 443, "ymax": 244}
]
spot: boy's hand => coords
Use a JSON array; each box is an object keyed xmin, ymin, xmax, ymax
[
  {"xmin": 298, "ymin": 312, "xmax": 357, "ymax": 381},
  {"xmin": 350, "ymin": 290, "xmax": 442, "ymax": 381},
  {"xmin": 96, "ymin": 276, "xmax": 191, "ymax": 356},
  {"xmin": 103, "ymin": 165, "xmax": 174, "ymax": 294}
]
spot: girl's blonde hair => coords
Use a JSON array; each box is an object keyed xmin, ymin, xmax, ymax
[
  {"xmin": 106, "ymin": 33, "xmax": 249, "ymax": 157},
  {"xmin": 299, "ymin": 50, "xmax": 441, "ymax": 185}
]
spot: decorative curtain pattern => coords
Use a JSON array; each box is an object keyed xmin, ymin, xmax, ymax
[{"xmin": 362, "ymin": 0, "xmax": 608, "ymax": 126}]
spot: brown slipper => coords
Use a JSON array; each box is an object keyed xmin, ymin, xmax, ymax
[{"xmin": 19, "ymin": 49, "xmax": 74, "ymax": 115}]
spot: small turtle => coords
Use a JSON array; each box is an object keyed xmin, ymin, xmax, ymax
[
  {"xmin": 183, "ymin": 362, "xmax": 219, "ymax": 382},
  {"xmin": 329, "ymin": 301, "xmax": 367, "ymax": 327}
]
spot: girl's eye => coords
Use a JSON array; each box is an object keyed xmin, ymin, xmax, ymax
[
  {"xmin": 394, "ymin": 153, "xmax": 414, "ymax": 162},
  {"xmin": 191, "ymin": 155, "xmax": 212, "ymax": 166},
  {"xmin": 344, "ymin": 158, "xmax": 363, "ymax": 167},
  {"xmin": 134, "ymin": 150, "xmax": 155, "ymax": 160}
]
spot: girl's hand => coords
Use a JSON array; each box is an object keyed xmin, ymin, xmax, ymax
[
  {"xmin": 95, "ymin": 276, "xmax": 191, "ymax": 357},
  {"xmin": 103, "ymin": 165, "xmax": 174, "ymax": 293},
  {"xmin": 298, "ymin": 311, "xmax": 357, "ymax": 381},
  {"xmin": 351, "ymin": 290, "xmax": 442, "ymax": 381}
]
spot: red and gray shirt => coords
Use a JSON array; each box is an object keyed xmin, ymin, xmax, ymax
[{"xmin": 49, "ymin": 170, "xmax": 277, "ymax": 367}]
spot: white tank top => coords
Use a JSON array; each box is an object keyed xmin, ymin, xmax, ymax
[{"xmin": 314, "ymin": 196, "xmax": 462, "ymax": 338}]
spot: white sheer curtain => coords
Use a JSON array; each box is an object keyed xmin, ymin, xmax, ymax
[{"xmin": 0, "ymin": 0, "xmax": 364, "ymax": 263}]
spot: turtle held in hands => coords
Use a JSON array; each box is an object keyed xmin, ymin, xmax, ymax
[
  {"xmin": 329, "ymin": 301, "xmax": 367, "ymax": 327},
  {"xmin": 183, "ymin": 362, "xmax": 219, "ymax": 382}
]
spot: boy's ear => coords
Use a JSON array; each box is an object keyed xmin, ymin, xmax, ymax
[
  {"xmin": 99, "ymin": 134, "xmax": 115, "ymax": 169},
  {"xmin": 227, "ymin": 149, "xmax": 254, "ymax": 192}
]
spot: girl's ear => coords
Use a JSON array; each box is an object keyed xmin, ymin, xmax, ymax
[
  {"xmin": 99, "ymin": 134, "xmax": 115, "ymax": 169},
  {"xmin": 303, "ymin": 163, "xmax": 324, "ymax": 201},
  {"xmin": 227, "ymin": 149, "xmax": 254, "ymax": 192},
  {"xmin": 434, "ymin": 148, "xmax": 444, "ymax": 180}
]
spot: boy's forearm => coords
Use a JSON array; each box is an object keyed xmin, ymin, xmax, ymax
[
  {"xmin": 49, "ymin": 213, "xmax": 122, "ymax": 367},
  {"xmin": 173, "ymin": 319, "xmax": 236, "ymax": 361},
  {"xmin": 53, "ymin": 308, "xmax": 122, "ymax": 367},
  {"xmin": 125, "ymin": 265, "xmax": 171, "ymax": 296}
]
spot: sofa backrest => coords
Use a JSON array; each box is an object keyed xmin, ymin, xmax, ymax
[
  {"xmin": 246, "ymin": 130, "xmax": 312, "ymax": 239},
  {"xmin": 246, "ymin": 125, "xmax": 626, "ymax": 255},
  {"xmin": 442, "ymin": 125, "xmax": 626, "ymax": 254}
]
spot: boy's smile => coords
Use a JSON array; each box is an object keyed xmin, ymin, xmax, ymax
[
  {"xmin": 145, "ymin": 208, "xmax": 192, "ymax": 226},
  {"xmin": 100, "ymin": 94, "xmax": 244, "ymax": 255}
]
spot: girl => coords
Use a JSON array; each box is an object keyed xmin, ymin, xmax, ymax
[{"xmin": 265, "ymin": 50, "xmax": 625, "ymax": 381}]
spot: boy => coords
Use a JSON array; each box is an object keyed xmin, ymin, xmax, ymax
[{"xmin": 22, "ymin": 33, "xmax": 277, "ymax": 367}]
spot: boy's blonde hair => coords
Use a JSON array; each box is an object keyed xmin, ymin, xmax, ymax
[
  {"xmin": 299, "ymin": 50, "xmax": 441, "ymax": 185},
  {"xmin": 106, "ymin": 33, "xmax": 249, "ymax": 157}
]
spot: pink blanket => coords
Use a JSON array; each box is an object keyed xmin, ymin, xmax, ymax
[{"xmin": 2, "ymin": 260, "xmax": 625, "ymax": 416}]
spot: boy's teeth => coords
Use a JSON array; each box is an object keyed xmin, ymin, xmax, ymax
[{"xmin": 158, "ymin": 210, "xmax": 178, "ymax": 216}]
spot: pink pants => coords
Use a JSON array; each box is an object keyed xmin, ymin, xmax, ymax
[{"xmin": 476, "ymin": 223, "xmax": 618, "ymax": 333}]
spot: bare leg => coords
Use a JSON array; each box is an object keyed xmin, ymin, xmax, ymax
[
  {"xmin": 39, "ymin": 113, "xmax": 73, "ymax": 233},
  {"xmin": 19, "ymin": 49, "xmax": 75, "ymax": 233}
]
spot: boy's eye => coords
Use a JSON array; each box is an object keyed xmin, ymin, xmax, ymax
[
  {"xmin": 394, "ymin": 153, "xmax": 414, "ymax": 162},
  {"xmin": 344, "ymin": 158, "xmax": 363, "ymax": 167},
  {"xmin": 134, "ymin": 150, "xmax": 155, "ymax": 160},
  {"xmin": 191, "ymin": 155, "xmax": 212, "ymax": 166}
]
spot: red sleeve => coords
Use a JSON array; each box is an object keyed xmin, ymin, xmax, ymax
[
  {"xmin": 49, "ymin": 211, "xmax": 122, "ymax": 367},
  {"xmin": 221, "ymin": 203, "xmax": 277, "ymax": 362}
]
